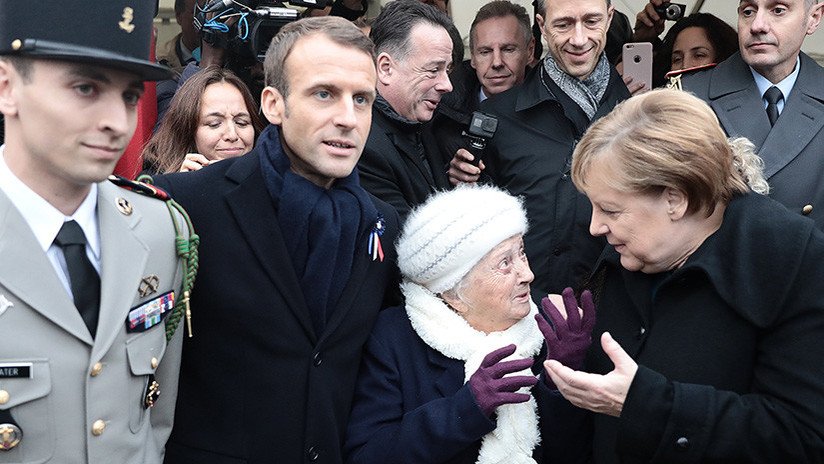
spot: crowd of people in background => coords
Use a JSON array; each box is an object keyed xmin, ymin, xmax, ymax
[{"xmin": 3, "ymin": 0, "xmax": 824, "ymax": 463}]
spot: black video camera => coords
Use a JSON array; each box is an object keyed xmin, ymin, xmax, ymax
[
  {"xmin": 195, "ymin": 0, "xmax": 329, "ymax": 63},
  {"xmin": 461, "ymin": 111, "xmax": 498, "ymax": 166},
  {"xmin": 654, "ymin": 2, "xmax": 686, "ymax": 21}
]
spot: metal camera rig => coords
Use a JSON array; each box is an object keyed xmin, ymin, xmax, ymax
[{"xmin": 194, "ymin": 0, "xmax": 329, "ymax": 63}]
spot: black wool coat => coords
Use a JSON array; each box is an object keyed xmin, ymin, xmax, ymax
[
  {"xmin": 357, "ymin": 100, "xmax": 452, "ymax": 223},
  {"xmin": 585, "ymin": 192, "xmax": 824, "ymax": 463},
  {"xmin": 153, "ymin": 150, "xmax": 401, "ymax": 464},
  {"xmin": 479, "ymin": 63, "xmax": 629, "ymax": 295}
]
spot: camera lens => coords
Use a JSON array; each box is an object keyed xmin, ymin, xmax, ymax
[{"xmin": 666, "ymin": 4, "xmax": 682, "ymax": 20}]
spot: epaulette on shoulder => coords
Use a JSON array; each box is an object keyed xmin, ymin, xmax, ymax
[
  {"xmin": 665, "ymin": 62, "xmax": 717, "ymax": 90},
  {"xmin": 108, "ymin": 175, "xmax": 170, "ymax": 201},
  {"xmin": 109, "ymin": 174, "xmax": 199, "ymax": 342}
]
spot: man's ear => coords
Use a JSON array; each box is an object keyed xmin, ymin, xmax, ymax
[
  {"xmin": 606, "ymin": 5, "xmax": 615, "ymax": 30},
  {"xmin": 535, "ymin": 14, "xmax": 547, "ymax": 41},
  {"xmin": 0, "ymin": 60, "xmax": 20, "ymax": 118},
  {"xmin": 526, "ymin": 36, "xmax": 536, "ymax": 63},
  {"xmin": 260, "ymin": 86, "xmax": 285, "ymax": 126},
  {"xmin": 807, "ymin": 2, "xmax": 824, "ymax": 35},
  {"xmin": 376, "ymin": 52, "xmax": 394, "ymax": 86}
]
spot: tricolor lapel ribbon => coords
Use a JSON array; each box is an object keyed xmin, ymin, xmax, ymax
[{"xmin": 368, "ymin": 215, "xmax": 386, "ymax": 262}]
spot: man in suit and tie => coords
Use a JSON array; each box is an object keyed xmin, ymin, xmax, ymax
[
  {"xmin": 357, "ymin": 0, "xmax": 455, "ymax": 222},
  {"xmin": 154, "ymin": 16, "xmax": 400, "ymax": 464},
  {"xmin": 0, "ymin": 0, "xmax": 193, "ymax": 462},
  {"xmin": 684, "ymin": 0, "xmax": 824, "ymax": 226}
]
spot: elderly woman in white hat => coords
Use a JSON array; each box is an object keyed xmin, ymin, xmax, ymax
[{"xmin": 344, "ymin": 185, "xmax": 595, "ymax": 464}]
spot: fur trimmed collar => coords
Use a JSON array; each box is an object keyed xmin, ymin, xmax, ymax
[{"xmin": 402, "ymin": 280, "xmax": 543, "ymax": 464}]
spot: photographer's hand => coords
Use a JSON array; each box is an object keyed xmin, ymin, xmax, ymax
[
  {"xmin": 199, "ymin": 41, "xmax": 227, "ymax": 69},
  {"xmin": 618, "ymin": 63, "xmax": 647, "ymax": 96},
  {"xmin": 448, "ymin": 149, "xmax": 485, "ymax": 186},
  {"xmin": 341, "ymin": 0, "xmax": 365, "ymax": 10},
  {"xmin": 632, "ymin": 0, "xmax": 665, "ymax": 42}
]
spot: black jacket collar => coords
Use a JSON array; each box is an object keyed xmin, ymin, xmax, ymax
[{"xmin": 598, "ymin": 192, "xmax": 817, "ymax": 326}]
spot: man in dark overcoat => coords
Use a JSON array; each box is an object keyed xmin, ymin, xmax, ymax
[
  {"xmin": 356, "ymin": 0, "xmax": 454, "ymax": 222},
  {"xmin": 448, "ymin": 0, "xmax": 630, "ymax": 295},
  {"xmin": 155, "ymin": 17, "xmax": 400, "ymax": 464}
]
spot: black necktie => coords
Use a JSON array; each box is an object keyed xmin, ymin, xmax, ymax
[
  {"xmin": 764, "ymin": 86, "xmax": 783, "ymax": 127},
  {"xmin": 54, "ymin": 220, "xmax": 100, "ymax": 338}
]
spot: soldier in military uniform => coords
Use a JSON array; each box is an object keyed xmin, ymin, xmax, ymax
[{"xmin": 0, "ymin": 1, "xmax": 196, "ymax": 462}]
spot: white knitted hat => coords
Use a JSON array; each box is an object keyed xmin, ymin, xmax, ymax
[{"xmin": 397, "ymin": 185, "xmax": 528, "ymax": 294}]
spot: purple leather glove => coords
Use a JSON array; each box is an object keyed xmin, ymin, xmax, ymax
[
  {"xmin": 535, "ymin": 287, "xmax": 597, "ymax": 388},
  {"xmin": 468, "ymin": 344, "xmax": 538, "ymax": 417}
]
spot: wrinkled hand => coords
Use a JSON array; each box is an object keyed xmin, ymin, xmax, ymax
[
  {"xmin": 448, "ymin": 148, "xmax": 485, "ymax": 186},
  {"xmin": 632, "ymin": 0, "xmax": 665, "ymax": 42},
  {"xmin": 469, "ymin": 344, "xmax": 538, "ymax": 417},
  {"xmin": 536, "ymin": 288, "xmax": 596, "ymax": 388},
  {"xmin": 544, "ymin": 332, "xmax": 638, "ymax": 417},
  {"xmin": 179, "ymin": 153, "xmax": 210, "ymax": 172}
]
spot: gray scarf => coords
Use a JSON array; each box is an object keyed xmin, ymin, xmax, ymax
[{"xmin": 542, "ymin": 52, "xmax": 610, "ymax": 120}]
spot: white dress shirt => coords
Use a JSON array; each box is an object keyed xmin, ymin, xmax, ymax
[
  {"xmin": 751, "ymin": 56, "xmax": 801, "ymax": 116},
  {"xmin": 0, "ymin": 145, "xmax": 101, "ymax": 300}
]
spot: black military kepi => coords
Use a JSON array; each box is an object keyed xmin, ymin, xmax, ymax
[{"xmin": 0, "ymin": 0, "xmax": 172, "ymax": 81}]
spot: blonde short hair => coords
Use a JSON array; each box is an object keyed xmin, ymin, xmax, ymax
[{"xmin": 571, "ymin": 89, "xmax": 767, "ymax": 218}]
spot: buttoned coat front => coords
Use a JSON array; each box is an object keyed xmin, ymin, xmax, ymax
[
  {"xmin": 683, "ymin": 52, "xmax": 824, "ymax": 227},
  {"xmin": 156, "ymin": 151, "xmax": 400, "ymax": 464},
  {"xmin": 0, "ymin": 181, "xmax": 186, "ymax": 464}
]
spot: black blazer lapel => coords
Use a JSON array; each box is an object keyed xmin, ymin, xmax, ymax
[
  {"xmin": 385, "ymin": 125, "xmax": 438, "ymax": 189},
  {"xmin": 224, "ymin": 155, "xmax": 317, "ymax": 341},
  {"xmin": 321, "ymin": 238, "xmax": 372, "ymax": 341}
]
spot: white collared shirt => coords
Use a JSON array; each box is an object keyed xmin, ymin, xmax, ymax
[
  {"xmin": 750, "ymin": 55, "xmax": 801, "ymax": 116},
  {"xmin": 0, "ymin": 145, "xmax": 101, "ymax": 299},
  {"xmin": 479, "ymin": 87, "xmax": 488, "ymax": 103}
]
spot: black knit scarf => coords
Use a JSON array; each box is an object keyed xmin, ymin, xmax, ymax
[{"xmin": 258, "ymin": 125, "xmax": 377, "ymax": 333}]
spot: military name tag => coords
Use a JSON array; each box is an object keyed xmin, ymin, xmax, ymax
[
  {"xmin": 0, "ymin": 363, "xmax": 32, "ymax": 379},
  {"xmin": 126, "ymin": 292, "xmax": 175, "ymax": 332}
]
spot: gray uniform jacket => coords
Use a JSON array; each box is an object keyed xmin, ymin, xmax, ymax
[
  {"xmin": 0, "ymin": 180, "xmax": 188, "ymax": 464},
  {"xmin": 683, "ymin": 52, "xmax": 824, "ymax": 227}
]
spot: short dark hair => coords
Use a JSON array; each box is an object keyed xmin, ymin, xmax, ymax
[
  {"xmin": 470, "ymin": 1, "xmax": 532, "ymax": 51},
  {"xmin": 264, "ymin": 16, "xmax": 374, "ymax": 97},
  {"xmin": 370, "ymin": 0, "xmax": 455, "ymax": 62},
  {"xmin": 2, "ymin": 56, "xmax": 32, "ymax": 82},
  {"xmin": 534, "ymin": 0, "xmax": 611, "ymax": 17},
  {"xmin": 659, "ymin": 13, "xmax": 738, "ymax": 72}
]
